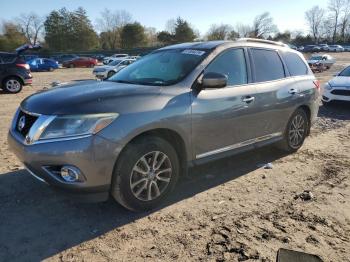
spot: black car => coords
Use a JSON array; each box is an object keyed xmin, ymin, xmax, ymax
[
  {"xmin": 0, "ymin": 44, "xmax": 40, "ymax": 93},
  {"xmin": 0, "ymin": 52, "xmax": 32, "ymax": 93}
]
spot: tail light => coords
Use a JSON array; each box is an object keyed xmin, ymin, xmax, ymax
[
  {"xmin": 313, "ymin": 80, "xmax": 320, "ymax": 90},
  {"xmin": 16, "ymin": 63, "xmax": 30, "ymax": 70}
]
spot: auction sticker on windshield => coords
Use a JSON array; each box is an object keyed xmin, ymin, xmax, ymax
[{"xmin": 182, "ymin": 49, "xmax": 206, "ymax": 56}]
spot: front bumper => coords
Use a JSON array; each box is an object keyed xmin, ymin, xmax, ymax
[
  {"xmin": 322, "ymin": 87, "xmax": 350, "ymax": 102},
  {"xmin": 7, "ymin": 129, "xmax": 119, "ymax": 201},
  {"xmin": 93, "ymin": 71, "xmax": 108, "ymax": 79}
]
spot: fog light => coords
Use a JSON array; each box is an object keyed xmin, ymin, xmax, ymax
[{"xmin": 61, "ymin": 166, "xmax": 81, "ymax": 182}]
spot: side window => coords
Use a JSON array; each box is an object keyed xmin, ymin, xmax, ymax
[
  {"xmin": 205, "ymin": 48, "xmax": 248, "ymax": 86},
  {"xmin": 251, "ymin": 49, "xmax": 285, "ymax": 82},
  {"xmin": 1, "ymin": 54, "xmax": 16, "ymax": 63},
  {"xmin": 281, "ymin": 51, "xmax": 308, "ymax": 76}
]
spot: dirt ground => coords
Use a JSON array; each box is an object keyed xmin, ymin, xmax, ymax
[{"xmin": 0, "ymin": 53, "xmax": 349, "ymax": 262}]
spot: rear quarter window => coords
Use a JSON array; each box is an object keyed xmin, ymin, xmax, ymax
[
  {"xmin": 250, "ymin": 49, "xmax": 285, "ymax": 82},
  {"xmin": 281, "ymin": 52, "xmax": 308, "ymax": 76},
  {"xmin": 0, "ymin": 54, "xmax": 17, "ymax": 63}
]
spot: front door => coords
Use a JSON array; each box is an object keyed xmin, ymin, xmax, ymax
[{"xmin": 191, "ymin": 48, "xmax": 259, "ymax": 160}]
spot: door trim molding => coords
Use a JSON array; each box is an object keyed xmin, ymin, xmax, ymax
[{"xmin": 196, "ymin": 132, "xmax": 283, "ymax": 159}]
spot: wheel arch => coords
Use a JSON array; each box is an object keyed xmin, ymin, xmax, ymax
[
  {"xmin": 113, "ymin": 128, "xmax": 189, "ymax": 179},
  {"xmin": 2, "ymin": 75, "xmax": 24, "ymax": 86},
  {"xmin": 296, "ymin": 104, "xmax": 311, "ymax": 135}
]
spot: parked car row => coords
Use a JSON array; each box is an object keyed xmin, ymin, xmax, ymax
[{"xmin": 298, "ymin": 44, "xmax": 349, "ymax": 53}]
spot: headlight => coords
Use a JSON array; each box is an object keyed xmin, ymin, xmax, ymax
[
  {"xmin": 324, "ymin": 83, "xmax": 332, "ymax": 91},
  {"xmin": 39, "ymin": 113, "xmax": 118, "ymax": 140}
]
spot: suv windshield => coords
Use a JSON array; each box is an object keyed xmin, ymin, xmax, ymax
[{"xmin": 108, "ymin": 49, "xmax": 208, "ymax": 86}]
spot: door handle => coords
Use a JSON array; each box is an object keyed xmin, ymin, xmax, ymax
[
  {"xmin": 288, "ymin": 88, "xmax": 298, "ymax": 95},
  {"xmin": 242, "ymin": 96, "xmax": 255, "ymax": 103}
]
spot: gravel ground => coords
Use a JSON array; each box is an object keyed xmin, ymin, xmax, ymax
[{"xmin": 0, "ymin": 55, "xmax": 349, "ymax": 262}]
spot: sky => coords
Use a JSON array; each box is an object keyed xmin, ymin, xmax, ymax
[{"xmin": 0, "ymin": 0, "xmax": 330, "ymax": 35}]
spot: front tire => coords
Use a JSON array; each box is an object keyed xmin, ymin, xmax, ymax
[
  {"xmin": 3, "ymin": 77, "xmax": 23, "ymax": 93},
  {"xmin": 107, "ymin": 71, "xmax": 115, "ymax": 79},
  {"xmin": 277, "ymin": 108, "xmax": 309, "ymax": 153},
  {"xmin": 111, "ymin": 136, "xmax": 179, "ymax": 212}
]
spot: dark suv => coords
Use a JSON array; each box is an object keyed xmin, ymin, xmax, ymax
[
  {"xmin": 8, "ymin": 39, "xmax": 320, "ymax": 211},
  {"xmin": 0, "ymin": 52, "xmax": 32, "ymax": 93}
]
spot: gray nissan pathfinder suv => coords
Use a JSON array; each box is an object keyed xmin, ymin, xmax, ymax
[{"xmin": 8, "ymin": 39, "xmax": 320, "ymax": 211}]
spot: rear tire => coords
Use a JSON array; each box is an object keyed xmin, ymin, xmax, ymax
[
  {"xmin": 111, "ymin": 136, "xmax": 179, "ymax": 212},
  {"xmin": 2, "ymin": 77, "xmax": 23, "ymax": 94},
  {"xmin": 276, "ymin": 108, "xmax": 309, "ymax": 153}
]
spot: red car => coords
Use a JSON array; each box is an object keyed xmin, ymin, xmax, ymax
[{"xmin": 62, "ymin": 57, "xmax": 97, "ymax": 68}]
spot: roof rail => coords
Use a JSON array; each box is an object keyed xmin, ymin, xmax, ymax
[{"xmin": 237, "ymin": 38, "xmax": 289, "ymax": 47}]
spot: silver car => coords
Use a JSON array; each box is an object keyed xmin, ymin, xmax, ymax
[
  {"xmin": 93, "ymin": 58, "xmax": 136, "ymax": 79},
  {"xmin": 8, "ymin": 39, "xmax": 320, "ymax": 211}
]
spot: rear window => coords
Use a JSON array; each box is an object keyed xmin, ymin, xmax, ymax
[
  {"xmin": 282, "ymin": 52, "xmax": 308, "ymax": 76},
  {"xmin": 0, "ymin": 53, "xmax": 17, "ymax": 63},
  {"xmin": 251, "ymin": 49, "xmax": 285, "ymax": 82}
]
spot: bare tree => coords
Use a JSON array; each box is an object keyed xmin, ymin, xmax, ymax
[
  {"xmin": 165, "ymin": 19, "xmax": 176, "ymax": 34},
  {"xmin": 235, "ymin": 23, "xmax": 252, "ymax": 38},
  {"xmin": 305, "ymin": 6, "xmax": 325, "ymax": 43},
  {"xmin": 17, "ymin": 12, "xmax": 44, "ymax": 45},
  {"xmin": 328, "ymin": 0, "xmax": 344, "ymax": 43},
  {"xmin": 252, "ymin": 12, "xmax": 278, "ymax": 38},
  {"xmin": 206, "ymin": 24, "xmax": 234, "ymax": 40},
  {"xmin": 96, "ymin": 9, "xmax": 132, "ymax": 49},
  {"xmin": 339, "ymin": 0, "xmax": 350, "ymax": 41}
]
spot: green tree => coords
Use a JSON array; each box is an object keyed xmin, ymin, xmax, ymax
[
  {"xmin": 173, "ymin": 17, "xmax": 196, "ymax": 43},
  {"xmin": 120, "ymin": 22, "xmax": 146, "ymax": 48},
  {"xmin": 44, "ymin": 7, "xmax": 98, "ymax": 51},
  {"xmin": 70, "ymin": 7, "xmax": 98, "ymax": 50},
  {"xmin": 157, "ymin": 31, "xmax": 174, "ymax": 44},
  {"xmin": 0, "ymin": 22, "xmax": 27, "ymax": 51}
]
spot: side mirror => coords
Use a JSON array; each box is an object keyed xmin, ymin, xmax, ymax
[{"xmin": 201, "ymin": 72, "xmax": 228, "ymax": 89}]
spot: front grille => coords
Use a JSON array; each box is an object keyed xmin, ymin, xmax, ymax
[
  {"xmin": 16, "ymin": 110, "xmax": 38, "ymax": 137},
  {"xmin": 331, "ymin": 89, "xmax": 350, "ymax": 96}
]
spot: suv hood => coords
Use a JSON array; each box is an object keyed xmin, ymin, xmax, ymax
[
  {"xmin": 329, "ymin": 76, "xmax": 350, "ymax": 87},
  {"xmin": 21, "ymin": 80, "xmax": 162, "ymax": 115}
]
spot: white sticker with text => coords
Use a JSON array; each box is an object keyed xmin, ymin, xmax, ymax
[{"xmin": 182, "ymin": 49, "xmax": 206, "ymax": 56}]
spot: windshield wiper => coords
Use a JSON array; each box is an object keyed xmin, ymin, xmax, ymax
[{"xmin": 112, "ymin": 80, "xmax": 137, "ymax": 84}]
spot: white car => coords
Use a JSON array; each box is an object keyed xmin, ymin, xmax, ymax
[
  {"xmin": 323, "ymin": 65, "xmax": 350, "ymax": 104},
  {"xmin": 103, "ymin": 54, "xmax": 129, "ymax": 65},
  {"xmin": 93, "ymin": 58, "xmax": 135, "ymax": 79},
  {"xmin": 307, "ymin": 54, "xmax": 336, "ymax": 69},
  {"xmin": 328, "ymin": 45, "xmax": 344, "ymax": 52}
]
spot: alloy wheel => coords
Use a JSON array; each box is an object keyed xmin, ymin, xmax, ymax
[
  {"xmin": 130, "ymin": 151, "xmax": 172, "ymax": 201},
  {"xmin": 288, "ymin": 114, "xmax": 306, "ymax": 148},
  {"xmin": 5, "ymin": 79, "xmax": 21, "ymax": 93}
]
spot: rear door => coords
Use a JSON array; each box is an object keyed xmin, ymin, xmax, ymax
[
  {"xmin": 248, "ymin": 48, "xmax": 308, "ymax": 139},
  {"xmin": 0, "ymin": 56, "xmax": 4, "ymax": 84},
  {"xmin": 191, "ymin": 48, "xmax": 259, "ymax": 160}
]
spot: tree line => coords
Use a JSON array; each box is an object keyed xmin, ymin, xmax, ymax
[
  {"xmin": 305, "ymin": 0, "xmax": 350, "ymax": 44},
  {"xmin": 0, "ymin": 1, "xmax": 349, "ymax": 52}
]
